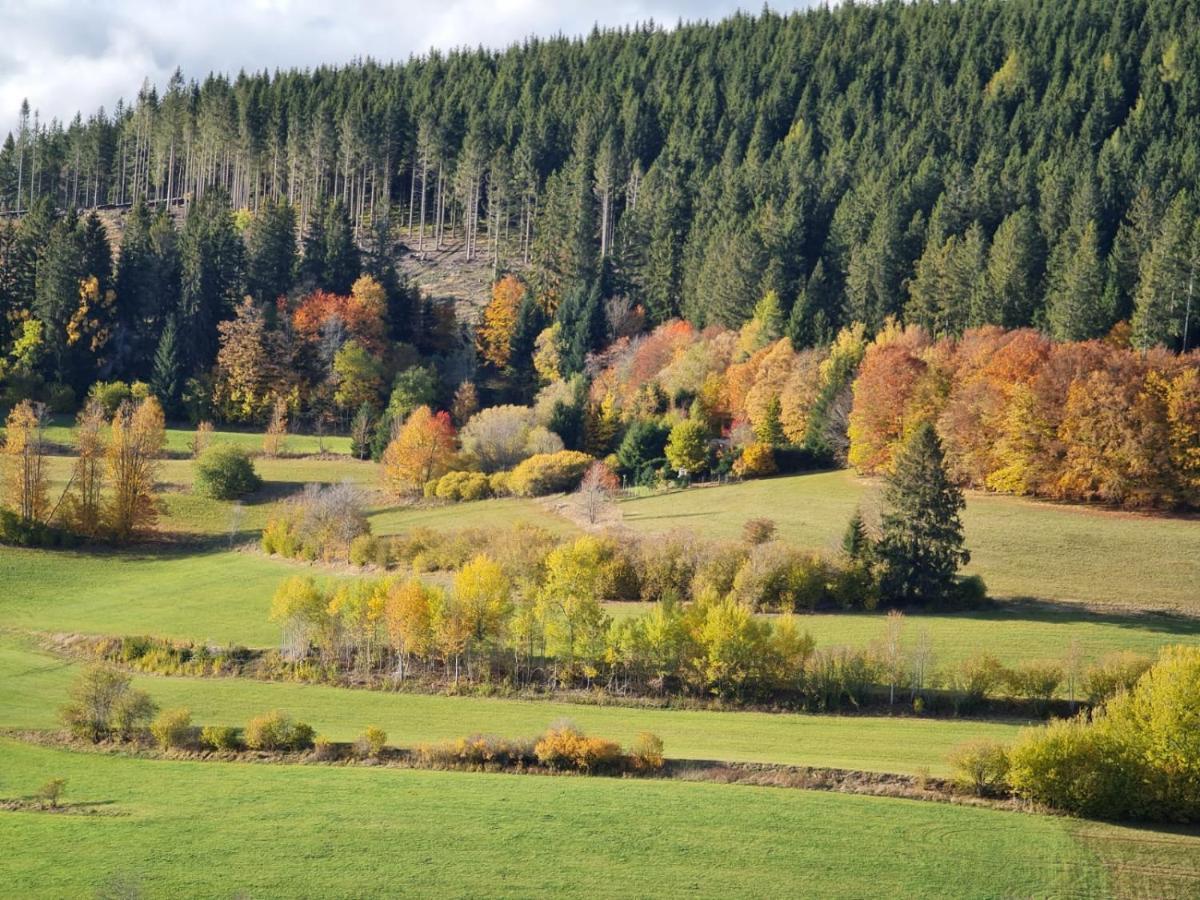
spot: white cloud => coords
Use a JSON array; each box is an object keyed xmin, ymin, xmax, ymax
[{"xmin": 0, "ymin": 0, "xmax": 817, "ymax": 136}]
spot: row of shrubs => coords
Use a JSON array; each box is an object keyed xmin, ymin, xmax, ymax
[
  {"xmin": 414, "ymin": 724, "xmax": 664, "ymax": 774},
  {"xmin": 946, "ymin": 646, "xmax": 1199, "ymax": 823},
  {"xmin": 423, "ymin": 450, "xmax": 595, "ymax": 501}
]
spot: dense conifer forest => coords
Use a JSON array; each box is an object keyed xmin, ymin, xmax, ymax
[{"xmin": 1, "ymin": 0, "xmax": 1198, "ymax": 362}]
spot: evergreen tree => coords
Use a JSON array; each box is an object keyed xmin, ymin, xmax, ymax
[
  {"xmin": 178, "ymin": 190, "xmax": 244, "ymax": 374},
  {"xmin": 755, "ymin": 395, "xmax": 786, "ymax": 446},
  {"xmin": 555, "ymin": 280, "xmax": 605, "ymax": 376},
  {"xmin": 245, "ymin": 198, "xmax": 297, "ymax": 304},
  {"xmin": 321, "ymin": 200, "xmax": 360, "ymax": 295},
  {"xmin": 842, "ymin": 507, "xmax": 872, "ymax": 561},
  {"xmin": 877, "ymin": 422, "xmax": 970, "ymax": 607},
  {"xmin": 1132, "ymin": 192, "xmax": 1199, "ymax": 351},
  {"xmin": 151, "ymin": 316, "xmax": 182, "ymax": 415},
  {"xmin": 32, "ymin": 212, "xmax": 86, "ymax": 386},
  {"xmin": 1046, "ymin": 220, "xmax": 1109, "ymax": 341}
]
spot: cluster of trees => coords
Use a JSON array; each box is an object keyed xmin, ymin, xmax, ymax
[
  {"xmin": 950, "ymin": 645, "xmax": 1200, "ymax": 823},
  {"xmin": 3, "ymin": 1, "xmax": 1200, "ymax": 353},
  {"xmin": 0, "ymin": 192, "xmax": 451, "ymax": 427},
  {"xmin": 1, "ymin": 395, "xmax": 165, "ymax": 543},
  {"xmin": 848, "ymin": 323, "xmax": 1199, "ymax": 507}
]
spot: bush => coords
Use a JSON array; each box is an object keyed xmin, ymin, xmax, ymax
[
  {"xmin": 311, "ymin": 735, "xmax": 338, "ymax": 761},
  {"xmin": 1008, "ymin": 646, "xmax": 1200, "ymax": 822},
  {"xmin": 260, "ymin": 483, "xmax": 369, "ymax": 563},
  {"xmin": 507, "ymin": 450, "xmax": 594, "ymax": 496},
  {"xmin": 37, "ymin": 778, "xmax": 67, "ymax": 809},
  {"xmin": 244, "ymin": 710, "xmax": 314, "ymax": 751},
  {"xmin": 534, "ymin": 724, "xmax": 624, "ymax": 773},
  {"xmin": 89, "ymin": 380, "xmax": 132, "ymax": 414},
  {"xmin": 415, "ymin": 734, "xmax": 535, "ymax": 769},
  {"xmin": 200, "ymin": 725, "xmax": 243, "ymax": 751},
  {"xmin": 946, "ymin": 653, "xmax": 1005, "ymax": 712},
  {"xmin": 1082, "ymin": 652, "xmax": 1153, "ymax": 705},
  {"xmin": 60, "ymin": 665, "xmax": 156, "ymax": 742},
  {"xmin": 354, "ymin": 725, "xmax": 388, "ymax": 759},
  {"xmin": 0, "ymin": 509, "xmax": 79, "ymax": 549},
  {"xmin": 349, "ymin": 534, "xmax": 389, "ymax": 567},
  {"xmin": 952, "ymin": 574, "xmax": 989, "ymax": 606},
  {"xmin": 1005, "ymin": 661, "xmax": 1064, "ymax": 712},
  {"xmin": 194, "ymin": 444, "xmax": 262, "ymax": 500},
  {"xmin": 628, "ymin": 732, "xmax": 665, "ymax": 772},
  {"xmin": 742, "ymin": 518, "xmax": 777, "ymax": 545},
  {"xmin": 47, "ymin": 383, "xmax": 76, "ymax": 413},
  {"xmin": 150, "ymin": 707, "xmax": 194, "ymax": 750},
  {"xmin": 1007, "ymin": 718, "xmax": 1133, "ymax": 819},
  {"xmin": 434, "ymin": 470, "xmax": 493, "ymax": 502},
  {"xmin": 946, "ymin": 739, "xmax": 1010, "ymax": 796},
  {"xmin": 732, "ymin": 442, "xmax": 776, "ymax": 478}
]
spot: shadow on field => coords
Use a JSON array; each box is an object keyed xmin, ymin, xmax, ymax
[{"xmin": 968, "ymin": 597, "xmax": 1200, "ymax": 638}]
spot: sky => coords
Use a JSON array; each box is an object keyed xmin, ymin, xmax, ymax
[{"xmin": 0, "ymin": 0, "xmax": 819, "ymax": 137}]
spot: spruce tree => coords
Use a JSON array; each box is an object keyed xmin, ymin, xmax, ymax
[
  {"xmin": 842, "ymin": 507, "xmax": 872, "ymax": 561},
  {"xmin": 245, "ymin": 199, "xmax": 297, "ymax": 304},
  {"xmin": 1046, "ymin": 220, "xmax": 1108, "ymax": 341},
  {"xmin": 151, "ymin": 317, "xmax": 182, "ymax": 416},
  {"xmin": 877, "ymin": 422, "xmax": 970, "ymax": 607}
]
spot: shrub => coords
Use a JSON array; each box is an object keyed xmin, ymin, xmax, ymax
[
  {"xmin": 47, "ymin": 383, "xmax": 76, "ymax": 413},
  {"xmin": 37, "ymin": 778, "xmax": 67, "ymax": 809},
  {"xmin": 1009, "ymin": 646, "xmax": 1200, "ymax": 822},
  {"xmin": 260, "ymin": 483, "xmax": 369, "ymax": 563},
  {"xmin": 355, "ymin": 725, "xmax": 388, "ymax": 759},
  {"xmin": 194, "ymin": 445, "xmax": 262, "ymax": 500},
  {"xmin": 946, "ymin": 653, "xmax": 1005, "ymax": 712},
  {"xmin": 733, "ymin": 442, "xmax": 777, "ymax": 478},
  {"xmin": 60, "ymin": 665, "xmax": 156, "ymax": 742},
  {"xmin": 1005, "ymin": 661, "xmax": 1064, "ymax": 712},
  {"xmin": 507, "ymin": 450, "xmax": 594, "ymax": 496},
  {"xmin": 1007, "ymin": 718, "xmax": 1133, "ymax": 819},
  {"xmin": 349, "ymin": 534, "xmax": 389, "ymax": 567},
  {"xmin": 628, "ymin": 732, "xmax": 665, "ymax": 772},
  {"xmin": 150, "ymin": 707, "xmax": 194, "ymax": 751},
  {"xmin": 415, "ymin": 734, "xmax": 536, "ymax": 769},
  {"xmin": 730, "ymin": 543, "xmax": 837, "ymax": 612},
  {"xmin": 89, "ymin": 380, "xmax": 132, "ymax": 414},
  {"xmin": 742, "ymin": 518, "xmax": 777, "ymax": 545},
  {"xmin": 946, "ymin": 739, "xmax": 1010, "ymax": 796},
  {"xmin": 488, "ymin": 471, "xmax": 511, "ymax": 497},
  {"xmin": 634, "ymin": 531, "xmax": 699, "ymax": 604},
  {"xmin": 434, "ymin": 470, "xmax": 493, "ymax": 502},
  {"xmin": 311, "ymin": 735, "xmax": 338, "ymax": 761},
  {"xmin": 952, "ymin": 574, "xmax": 989, "ymax": 606},
  {"xmin": 200, "ymin": 725, "xmax": 242, "ymax": 752},
  {"xmin": 244, "ymin": 710, "xmax": 314, "ymax": 751},
  {"xmin": 534, "ymin": 724, "xmax": 624, "ymax": 773},
  {"xmin": 1082, "ymin": 652, "xmax": 1153, "ymax": 705}
]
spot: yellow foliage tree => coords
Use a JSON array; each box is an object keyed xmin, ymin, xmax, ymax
[
  {"xmin": 2, "ymin": 400, "xmax": 49, "ymax": 522},
  {"xmin": 107, "ymin": 396, "xmax": 165, "ymax": 540},
  {"xmin": 454, "ymin": 554, "xmax": 513, "ymax": 649},
  {"xmin": 65, "ymin": 399, "xmax": 108, "ymax": 537},
  {"xmin": 380, "ymin": 406, "xmax": 457, "ymax": 497},
  {"xmin": 477, "ymin": 274, "xmax": 526, "ymax": 369}
]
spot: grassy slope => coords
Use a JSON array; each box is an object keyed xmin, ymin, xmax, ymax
[
  {"xmin": 0, "ymin": 739, "xmax": 1108, "ymax": 899},
  {"xmin": 0, "ymin": 636, "xmax": 1020, "ymax": 775},
  {"xmin": 619, "ymin": 471, "xmax": 1200, "ymax": 611}
]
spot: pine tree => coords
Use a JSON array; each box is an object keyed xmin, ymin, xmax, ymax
[
  {"xmin": 1046, "ymin": 220, "xmax": 1109, "ymax": 341},
  {"xmin": 179, "ymin": 190, "xmax": 244, "ymax": 374},
  {"xmin": 877, "ymin": 422, "xmax": 970, "ymax": 606}
]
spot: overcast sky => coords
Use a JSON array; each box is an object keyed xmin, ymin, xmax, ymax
[{"xmin": 0, "ymin": 0, "xmax": 820, "ymax": 137}]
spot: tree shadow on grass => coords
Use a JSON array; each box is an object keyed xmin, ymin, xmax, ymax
[{"xmin": 947, "ymin": 597, "xmax": 1200, "ymax": 638}]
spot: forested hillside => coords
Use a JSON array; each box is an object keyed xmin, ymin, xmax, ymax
[{"xmin": 1, "ymin": 0, "xmax": 1198, "ymax": 354}]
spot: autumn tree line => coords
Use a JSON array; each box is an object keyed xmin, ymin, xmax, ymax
[{"xmin": 2, "ymin": 0, "xmax": 1200, "ymax": 352}]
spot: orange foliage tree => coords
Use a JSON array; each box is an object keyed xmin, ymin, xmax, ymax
[
  {"xmin": 477, "ymin": 275, "xmax": 526, "ymax": 370},
  {"xmin": 381, "ymin": 406, "xmax": 457, "ymax": 497}
]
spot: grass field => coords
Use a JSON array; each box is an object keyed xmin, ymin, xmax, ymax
[
  {"xmin": 620, "ymin": 471, "xmax": 1200, "ymax": 611},
  {"xmin": 0, "ymin": 635, "xmax": 1021, "ymax": 775},
  {"xmin": 0, "ymin": 738, "xmax": 1128, "ymax": 899}
]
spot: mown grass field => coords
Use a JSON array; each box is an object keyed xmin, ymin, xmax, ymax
[
  {"xmin": 5, "ymin": 426, "xmax": 1200, "ymax": 897},
  {"xmin": 0, "ymin": 738, "xmax": 1130, "ymax": 900},
  {"xmin": 620, "ymin": 471, "xmax": 1200, "ymax": 612},
  {"xmin": 0, "ymin": 635, "xmax": 1021, "ymax": 775}
]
